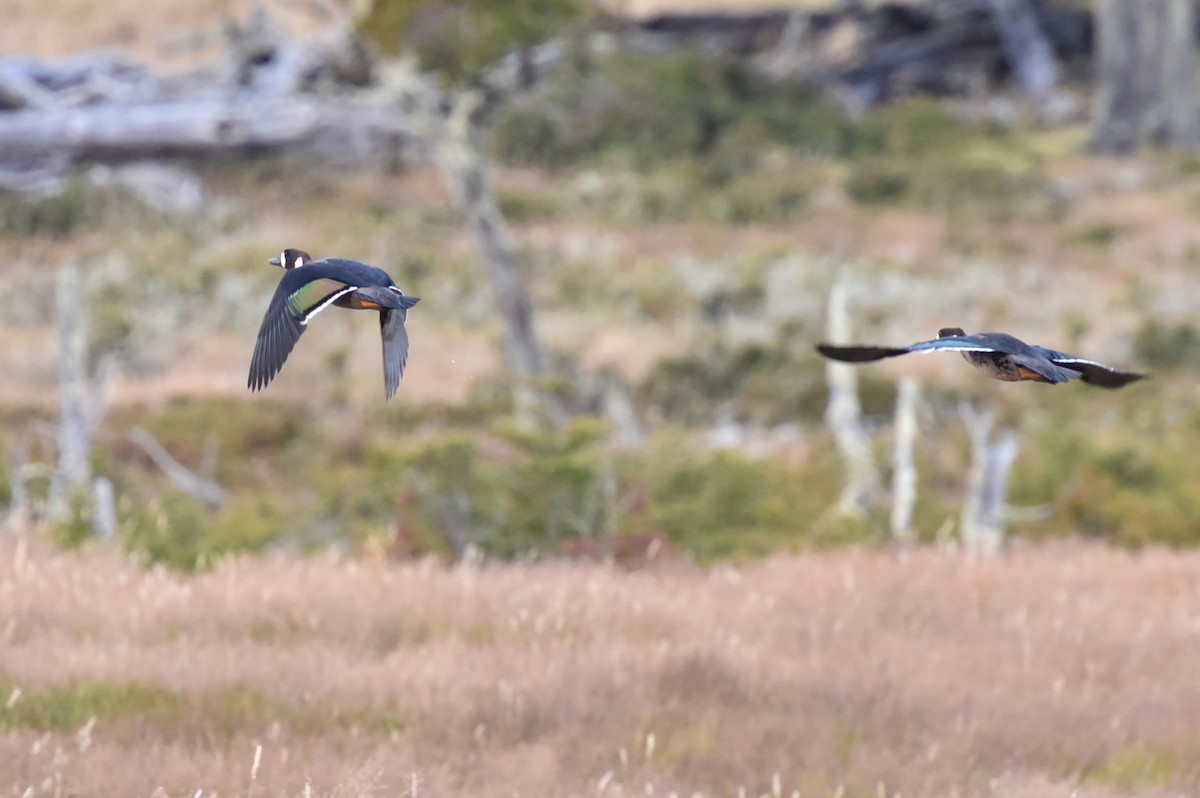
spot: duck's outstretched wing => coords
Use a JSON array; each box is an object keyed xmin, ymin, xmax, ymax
[
  {"xmin": 815, "ymin": 343, "xmax": 913, "ymax": 362},
  {"xmin": 817, "ymin": 335, "xmax": 995, "ymax": 363},
  {"xmin": 379, "ymin": 310, "xmax": 410, "ymax": 400},
  {"xmin": 905, "ymin": 335, "xmax": 1002, "ymax": 354},
  {"xmin": 1052, "ymin": 357, "xmax": 1147, "ymax": 389},
  {"xmin": 360, "ymin": 287, "xmax": 420, "ymax": 400},
  {"xmin": 248, "ymin": 276, "xmax": 355, "ymax": 392}
]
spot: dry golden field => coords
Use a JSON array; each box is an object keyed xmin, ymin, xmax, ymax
[{"xmin": 3, "ymin": 535, "xmax": 1200, "ymax": 797}]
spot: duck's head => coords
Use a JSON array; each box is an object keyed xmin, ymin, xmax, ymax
[
  {"xmin": 937, "ymin": 327, "xmax": 967, "ymax": 338},
  {"xmin": 269, "ymin": 248, "xmax": 312, "ymax": 270}
]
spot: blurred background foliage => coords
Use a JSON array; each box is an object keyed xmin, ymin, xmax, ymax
[
  {"xmin": 360, "ymin": 0, "xmax": 588, "ymax": 82},
  {"xmin": 1, "ymin": 0, "xmax": 1194, "ymax": 570}
]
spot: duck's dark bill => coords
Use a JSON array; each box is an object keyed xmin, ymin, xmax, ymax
[{"xmin": 816, "ymin": 343, "xmax": 912, "ymax": 362}]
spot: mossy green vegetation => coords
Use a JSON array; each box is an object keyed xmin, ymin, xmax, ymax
[
  {"xmin": 0, "ymin": 677, "xmax": 408, "ymax": 740},
  {"xmin": 1133, "ymin": 319, "xmax": 1200, "ymax": 371},
  {"xmin": 359, "ymin": 0, "xmax": 586, "ymax": 83},
  {"xmin": 494, "ymin": 49, "xmax": 880, "ymax": 171},
  {"xmin": 85, "ymin": 395, "xmax": 890, "ymax": 568},
  {"xmin": 1088, "ymin": 745, "xmax": 1176, "ymax": 788},
  {"xmin": 0, "ymin": 679, "xmax": 182, "ymax": 732},
  {"xmin": 0, "ymin": 181, "xmax": 108, "ymax": 238},
  {"xmin": 491, "ymin": 50, "xmax": 1044, "ymax": 225}
]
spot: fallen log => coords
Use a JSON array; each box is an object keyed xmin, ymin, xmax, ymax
[{"xmin": 0, "ymin": 95, "xmax": 417, "ymax": 163}]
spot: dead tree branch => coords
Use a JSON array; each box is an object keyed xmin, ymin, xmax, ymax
[
  {"xmin": 890, "ymin": 377, "xmax": 920, "ymax": 545},
  {"xmin": 984, "ymin": 0, "xmax": 1060, "ymax": 102},
  {"xmin": 823, "ymin": 280, "xmax": 878, "ymax": 515},
  {"xmin": 49, "ymin": 264, "xmax": 94, "ymax": 522},
  {"xmin": 128, "ymin": 427, "xmax": 227, "ymax": 510}
]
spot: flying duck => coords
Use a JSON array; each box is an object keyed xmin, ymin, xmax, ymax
[
  {"xmin": 248, "ymin": 248, "xmax": 420, "ymax": 399},
  {"xmin": 816, "ymin": 327, "xmax": 1146, "ymax": 389}
]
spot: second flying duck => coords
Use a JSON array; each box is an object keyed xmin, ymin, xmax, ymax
[{"xmin": 816, "ymin": 327, "xmax": 1145, "ymax": 389}]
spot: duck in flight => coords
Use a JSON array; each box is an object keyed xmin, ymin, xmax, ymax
[
  {"xmin": 249, "ymin": 248, "xmax": 420, "ymax": 400},
  {"xmin": 816, "ymin": 327, "xmax": 1146, "ymax": 389}
]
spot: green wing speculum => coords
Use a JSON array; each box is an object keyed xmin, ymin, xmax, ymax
[{"xmin": 286, "ymin": 278, "xmax": 357, "ymax": 322}]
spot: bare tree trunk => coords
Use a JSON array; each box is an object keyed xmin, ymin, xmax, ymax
[
  {"xmin": 599, "ymin": 368, "xmax": 645, "ymax": 449},
  {"xmin": 1162, "ymin": 0, "xmax": 1200, "ymax": 147},
  {"xmin": 959, "ymin": 403, "xmax": 1019, "ymax": 557},
  {"xmin": 91, "ymin": 477, "xmax": 117, "ymax": 540},
  {"xmin": 1092, "ymin": 0, "xmax": 1200, "ymax": 153},
  {"xmin": 48, "ymin": 263, "xmax": 91, "ymax": 522},
  {"xmin": 432, "ymin": 89, "xmax": 562, "ymax": 422},
  {"xmin": 890, "ymin": 377, "xmax": 920, "ymax": 545},
  {"xmin": 984, "ymin": 0, "xmax": 1059, "ymax": 102},
  {"xmin": 823, "ymin": 280, "xmax": 877, "ymax": 514}
]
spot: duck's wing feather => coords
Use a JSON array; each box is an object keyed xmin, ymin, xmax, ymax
[
  {"xmin": 1007, "ymin": 353, "xmax": 1081, "ymax": 384},
  {"xmin": 815, "ymin": 343, "xmax": 913, "ymax": 362},
  {"xmin": 905, "ymin": 335, "xmax": 1002, "ymax": 354},
  {"xmin": 1051, "ymin": 357, "xmax": 1147, "ymax": 389},
  {"xmin": 248, "ymin": 276, "xmax": 355, "ymax": 392},
  {"xmin": 817, "ymin": 335, "xmax": 995, "ymax": 363},
  {"xmin": 379, "ymin": 308, "xmax": 410, "ymax": 400},
  {"xmin": 287, "ymin": 278, "xmax": 358, "ymax": 320},
  {"xmin": 353, "ymin": 285, "xmax": 421, "ymax": 311}
]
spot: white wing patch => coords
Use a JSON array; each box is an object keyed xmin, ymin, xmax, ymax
[
  {"xmin": 1051, "ymin": 357, "xmax": 1107, "ymax": 366},
  {"xmin": 911, "ymin": 342, "xmax": 998, "ymax": 354},
  {"xmin": 299, "ymin": 286, "xmax": 357, "ymax": 325}
]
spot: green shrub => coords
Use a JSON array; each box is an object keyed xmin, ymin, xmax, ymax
[
  {"xmin": 1070, "ymin": 221, "xmax": 1121, "ymax": 249},
  {"xmin": 640, "ymin": 340, "xmax": 839, "ymax": 426},
  {"xmin": 0, "ymin": 181, "xmax": 101, "ymax": 238},
  {"xmin": 1089, "ymin": 745, "xmax": 1175, "ymax": 788},
  {"xmin": 1133, "ymin": 319, "xmax": 1200, "ymax": 370},
  {"xmin": 0, "ymin": 678, "xmax": 183, "ymax": 732},
  {"xmin": 493, "ymin": 50, "xmax": 876, "ymax": 170},
  {"xmin": 489, "ymin": 417, "xmax": 612, "ymax": 554},
  {"xmin": 1007, "ymin": 391, "xmax": 1200, "ymax": 548},
  {"xmin": 638, "ymin": 440, "xmax": 852, "ymax": 560},
  {"xmin": 843, "ymin": 101, "xmax": 1043, "ymax": 218},
  {"xmin": 120, "ymin": 491, "xmax": 292, "ymax": 572},
  {"xmin": 131, "ymin": 399, "xmax": 307, "ymax": 481},
  {"xmin": 397, "ymin": 433, "xmax": 498, "ymax": 555},
  {"xmin": 358, "ymin": 0, "xmax": 586, "ymax": 83}
]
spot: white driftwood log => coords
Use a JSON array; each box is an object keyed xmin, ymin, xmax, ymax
[{"xmin": 0, "ymin": 96, "xmax": 413, "ymax": 160}]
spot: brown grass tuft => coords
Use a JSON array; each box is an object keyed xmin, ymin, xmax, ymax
[{"xmin": 2, "ymin": 537, "xmax": 1199, "ymax": 796}]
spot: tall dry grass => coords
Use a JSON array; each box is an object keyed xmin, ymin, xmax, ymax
[{"xmin": 2, "ymin": 536, "xmax": 1199, "ymax": 797}]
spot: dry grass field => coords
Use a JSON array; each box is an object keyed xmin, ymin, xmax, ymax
[{"xmin": 3, "ymin": 535, "xmax": 1200, "ymax": 797}]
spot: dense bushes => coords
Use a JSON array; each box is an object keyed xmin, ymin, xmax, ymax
[
  {"xmin": 42, "ymin": 398, "xmax": 881, "ymax": 569},
  {"xmin": 487, "ymin": 50, "xmax": 1048, "ymax": 228},
  {"xmin": 359, "ymin": 0, "xmax": 585, "ymax": 82},
  {"xmin": 17, "ymin": 365, "xmax": 1200, "ymax": 570},
  {"xmin": 493, "ymin": 50, "xmax": 881, "ymax": 171}
]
